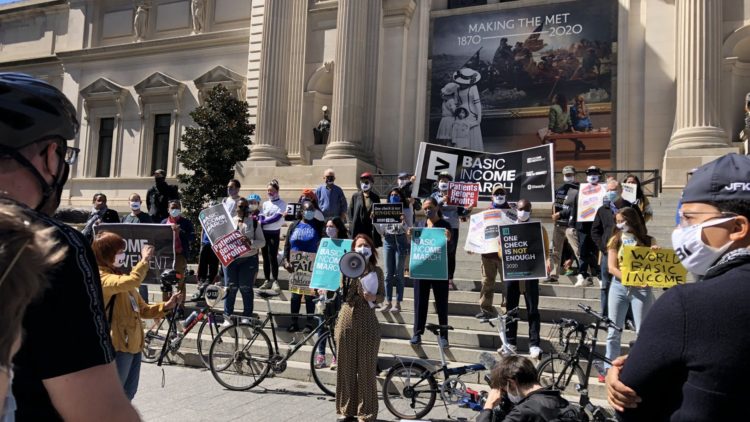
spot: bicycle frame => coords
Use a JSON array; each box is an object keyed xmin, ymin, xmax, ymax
[{"xmin": 151, "ymin": 299, "xmax": 219, "ymax": 366}]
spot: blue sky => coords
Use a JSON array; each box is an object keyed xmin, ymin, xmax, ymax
[{"xmin": 0, "ymin": 0, "xmax": 22, "ymax": 4}]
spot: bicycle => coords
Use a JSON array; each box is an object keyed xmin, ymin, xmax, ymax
[
  {"xmin": 536, "ymin": 303, "xmax": 619, "ymax": 421},
  {"xmin": 382, "ymin": 308, "xmax": 518, "ymax": 420},
  {"xmin": 208, "ymin": 290, "xmax": 339, "ymax": 396}
]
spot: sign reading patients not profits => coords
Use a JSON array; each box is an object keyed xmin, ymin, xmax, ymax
[
  {"xmin": 621, "ymin": 246, "xmax": 687, "ymax": 288},
  {"xmin": 372, "ymin": 203, "xmax": 403, "ymax": 224},
  {"xmin": 447, "ymin": 182, "xmax": 480, "ymax": 208},
  {"xmin": 310, "ymin": 238, "xmax": 353, "ymax": 291},
  {"xmin": 94, "ymin": 224, "xmax": 175, "ymax": 284},
  {"xmin": 409, "ymin": 228, "xmax": 448, "ymax": 280},
  {"xmin": 289, "ymin": 251, "xmax": 316, "ymax": 296},
  {"xmin": 499, "ymin": 222, "xmax": 547, "ymax": 280}
]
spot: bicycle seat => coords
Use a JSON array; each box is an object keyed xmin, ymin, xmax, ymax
[
  {"xmin": 257, "ymin": 290, "xmax": 281, "ymax": 299},
  {"xmin": 425, "ymin": 323, "xmax": 454, "ymax": 335}
]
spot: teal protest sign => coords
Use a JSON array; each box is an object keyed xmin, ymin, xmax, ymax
[
  {"xmin": 310, "ymin": 238, "xmax": 354, "ymax": 291},
  {"xmin": 409, "ymin": 228, "xmax": 448, "ymax": 280}
]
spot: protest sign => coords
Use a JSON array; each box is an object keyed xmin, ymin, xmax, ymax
[
  {"xmin": 499, "ymin": 222, "xmax": 548, "ymax": 280},
  {"xmin": 94, "ymin": 224, "xmax": 175, "ymax": 283},
  {"xmin": 289, "ymin": 251, "xmax": 316, "ymax": 295},
  {"xmin": 372, "ymin": 203, "xmax": 403, "ymax": 224},
  {"xmin": 621, "ymin": 246, "xmax": 687, "ymax": 288},
  {"xmin": 199, "ymin": 204, "xmax": 252, "ymax": 266},
  {"xmin": 621, "ymin": 183, "xmax": 637, "ymax": 203},
  {"xmin": 285, "ymin": 203, "xmax": 301, "ymax": 221},
  {"xmin": 464, "ymin": 209, "xmax": 518, "ymax": 254},
  {"xmin": 577, "ymin": 183, "xmax": 607, "ymax": 222},
  {"xmin": 410, "ymin": 228, "xmax": 448, "ymax": 280},
  {"xmin": 310, "ymin": 238, "xmax": 354, "ymax": 291},
  {"xmin": 447, "ymin": 182, "xmax": 480, "ymax": 208},
  {"xmin": 413, "ymin": 142, "xmax": 554, "ymax": 203}
]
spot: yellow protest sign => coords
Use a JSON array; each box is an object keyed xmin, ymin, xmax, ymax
[{"xmin": 621, "ymin": 246, "xmax": 687, "ymax": 288}]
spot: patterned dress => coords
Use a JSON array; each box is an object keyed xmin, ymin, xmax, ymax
[{"xmin": 334, "ymin": 266, "xmax": 385, "ymax": 421}]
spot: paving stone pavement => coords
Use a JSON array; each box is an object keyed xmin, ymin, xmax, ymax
[{"xmin": 133, "ymin": 362, "xmax": 479, "ymax": 422}]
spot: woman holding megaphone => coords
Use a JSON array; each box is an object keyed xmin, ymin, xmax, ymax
[{"xmin": 335, "ymin": 234, "xmax": 384, "ymax": 422}]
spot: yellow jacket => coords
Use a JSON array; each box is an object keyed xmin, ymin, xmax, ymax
[{"xmin": 100, "ymin": 260, "xmax": 166, "ymax": 353}]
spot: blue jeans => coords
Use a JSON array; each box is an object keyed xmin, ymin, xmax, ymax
[
  {"xmin": 605, "ymin": 278, "xmax": 654, "ymax": 368},
  {"xmin": 599, "ymin": 252, "xmax": 611, "ymax": 316},
  {"xmin": 383, "ymin": 233, "xmax": 407, "ymax": 302},
  {"xmin": 223, "ymin": 255, "xmax": 258, "ymax": 317},
  {"xmin": 115, "ymin": 351, "xmax": 142, "ymax": 400}
]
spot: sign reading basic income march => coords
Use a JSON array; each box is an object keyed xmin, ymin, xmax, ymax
[
  {"xmin": 199, "ymin": 204, "xmax": 252, "ymax": 267},
  {"xmin": 499, "ymin": 222, "xmax": 547, "ymax": 280},
  {"xmin": 409, "ymin": 228, "xmax": 448, "ymax": 280},
  {"xmin": 621, "ymin": 246, "xmax": 687, "ymax": 288},
  {"xmin": 310, "ymin": 238, "xmax": 353, "ymax": 291},
  {"xmin": 447, "ymin": 182, "xmax": 480, "ymax": 208},
  {"xmin": 372, "ymin": 203, "xmax": 403, "ymax": 224}
]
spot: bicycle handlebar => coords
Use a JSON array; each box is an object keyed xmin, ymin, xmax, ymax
[{"xmin": 577, "ymin": 303, "xmax": 622, "ymax": 332}]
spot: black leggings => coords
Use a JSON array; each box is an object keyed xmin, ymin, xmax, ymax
[
  {"xmin": 505, "ymin": 279, "xmax": 541, "ymax": 348},
  {"xmin": 197, "ymin": 243, "xmax": 219, "ymax": 282},
  {"xmin": 261, "ymin": 231, "xmax": 280, "ymax": 281},
  {"xmin": 448, "ymin": 228, "xmax": 459, "ymax": 280}
]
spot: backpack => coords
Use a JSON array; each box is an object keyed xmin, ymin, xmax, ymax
[{"xmin": 550, "ymin": 403, "xmax": 588, "ymax": 422}]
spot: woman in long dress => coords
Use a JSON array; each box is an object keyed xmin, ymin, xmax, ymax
[{"xmin": 453, "ymin": 68, "xmax": 484, "ymax": 151}]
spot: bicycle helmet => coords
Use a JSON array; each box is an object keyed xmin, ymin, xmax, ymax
[
  {"xmin": 0, "ymin": 73, "xmax": 79, "ymax": 149},
  {"xmin": 246, "ymin": 193, "xmax": 261, "ymax": 203}
]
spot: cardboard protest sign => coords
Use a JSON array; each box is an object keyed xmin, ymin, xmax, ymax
[
  {"xmin": 464, "ymin": 209, "xmax": 518, "ymax": 254},
  {"xmin": 409, "ymin": 228, "xmax": 448, "ymax": 280},
  {"xmin": 94, "ymin": 224, "xmax": 175, "ymax": 283},
  {"xmin": 289, "ymin": 251, "xmax": 316, "ymax": 295},
  {"xmin": 285, "ymin": 203, "xmax": 301, "ymax": 221},
  {"xmin": 372, "ymin": 203, "xmax": 403, "ymax": 224},
  {"xmin": 464, "ymin": 213, "xmax": 488, "ymax": 254},
  {"xmin": 621, "ymin": 183, "xmax": 637, "ymax": 203},
  {"xmin": 621, "ymin": 246, "xmax": 687, "ymax": 288},
  {"xmin": 310, "ymin": 238, "xmax": 353, "ymax": 291},
  {"xmin": 447, "ymin": 182, "xmax": 480, "ymax": 208},
  {"xmin": 499, "ymin": 222, "xmax": 548, "ymax": 280},
  {"xmin": 199, "ymin": 204, "xmax": 251, "ymax": 267},
  {"xmin": 577, "ymin": 183, "xmax": 607, "ymax": 222}
]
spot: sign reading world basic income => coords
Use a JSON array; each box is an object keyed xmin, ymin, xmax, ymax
[
  {"xmin": 310, "ymin": 238, "xmax": 354, "ymax": 291},
  {"xmin": 621, "ymin": 246, "xmax": 687, "ymax": 288}
]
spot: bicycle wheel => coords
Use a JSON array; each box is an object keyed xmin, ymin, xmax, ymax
[
  {"xmin": 209, "ymin": 323, "xmax": 272, "ymax": 391},
  {"xmin": 382, "ymin": 361, "xmax": 438, "ymax": 420},
  {"xmin": 536, "ymin": 354, "xmax": 586, "ymax": 397},
  {"xmin": 142, "ymin": 317, "xmax": 175, "ymax": 364},
  {"xmin": 310, "ymin": 331, "xmax": 337, "ymax": 397},
  {"xmin": 196, "ymin": 312, "xmax": 226, "ymax": 368}
]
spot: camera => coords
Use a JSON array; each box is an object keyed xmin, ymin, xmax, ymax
[{"xmin": 160, "ymin": 269, "xmax": 181, "ymax": 293}]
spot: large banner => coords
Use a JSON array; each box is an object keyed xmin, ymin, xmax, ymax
[
  {"xmin": 94, "ymin": 223, "xmax": 175, "ymax": 284},
  {"xmin": 289, "ymin": 251, "xmax": 316, "ymax": 296},
  {"xmin": 409, "ymin": 228, "xmax": 449, "ymax": 280},
  {"xmin": 310, "ymin": 238, "xmax": 354, "ymax": 291},
  {"xmin": 199, "ymin": 204, "xmax": 252, "ymax": 266},
  {"xmin": 499, "ymin": 222, "xmax": 548, "ymax": 280},
  {"xmin": 413, "ymin": 142, "xmax": 554, "ymax": 203},
  {"xmin": 464, "ymin": 208, "xmax": 517, "ymax": 254},
  {"xmin": 621, "ymin": 246, "xmax": 687, "ymax": 288}
]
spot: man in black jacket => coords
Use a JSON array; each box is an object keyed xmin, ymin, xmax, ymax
[
  {"xmin": 606, "ymin": 154, "xmax": 750, "ymax": 421},
  {"xmin": 548, "ymin": 165, "xmax": 579, "ymax": 283},
  {"xmin": 349, "ymin": 172, "xmax": 381, "ymax": 246},
  {"xmin": 81, "ymin": 192, "xmax": 121, "ymax": 242},
  {"xmin": 146, "ymin": 169, "xmax": 179, "ymax": 222}
]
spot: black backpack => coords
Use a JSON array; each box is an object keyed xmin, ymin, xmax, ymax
[{"xmin": 550, "ymin": 403, "xmax": 588, "ymax": 422}]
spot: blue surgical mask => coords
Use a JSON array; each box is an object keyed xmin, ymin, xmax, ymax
[
  {"xmin": 389, "ymin": 195, "xmax": 401, "ymax": 204},
  {"xmin": 303, "ymin": 210, "xmax": 315, "ymax": 221},
  {"xmin": 606, "ymin": 191, "xmax": 618, "ymax": 203},
  {"xmin": 424, "ymin": 209, "xmax": 435, "ymax": 218},
  {"xmin": 170, "ymin": 209, "xmax": 181, "ymax": 218}
]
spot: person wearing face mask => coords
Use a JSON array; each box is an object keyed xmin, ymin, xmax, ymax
[
  {"xmin": 258, "ymin": 180, "xmax": 286, "ymax": 292},
  {"xmin": 374, "ymin": 188, "xmax": 412, "ymax": 312},
  {"xmin": 147, "ymin": 169, "xmax": 179, "ymax": 223},
  {"xmin": 315, "ymin": 168, "xmax": 348, "ymax": 221},
  {"xmin": 0, "ymin": 73, "xmax": 140, "ymax": 421},
  {"xmin": 221, "ymin": 197, "xmax": 265, "ymax": 327},
  {"xmin": 430, "ymin": 172, "xmax": 472, "ymax": 290},
  {"xmin": 623, "ymin": 174, "xmax": 653, "ymax": 223},
  {"xmin": 284, "ymin": 201, "xmax": 325, "ymax": 333},
  {"xmin": 478, "ymin": 355, "xmax": 580, "ymax": 422},
  {"xmin": 334, "ymin": 234, "xmax": 384, "ymax": 422},
  {"xmin": 349, "ymin": 172, "xmax": 382, "ymax": 248},
  {"xmin": 549, "ymin": 166, "xmax": 579, "ymax": 283},
  {"xmin": 474, "ymin": 186, "xmax": 511, "ymax": 320},
  {"xmin": 121, "ymin": 193, "xmax": 153, "ymax": 224},
  {"xmin": 396, "ymin": 172, "xmax": 419, "ymax": 224},
  {"xmin": 81, "ymin": 193, "xmax": 121, "ymax": 242},
  {"xmin": 94, "ymin": 232, "xmax": 181, "ymax": 400},
  {"xmin": 606, "ymin": 154, "xmax": 750, "ymax": 421},
  {"xmin": 161, "ymin": 200, "xmax": 195, "ymax": 303},
  {"xmin": 193, "ymin": 200, "xmax": 222, "ymax": 300},
  {"xmin": 300, "ymin": 189, "xmax": 326, "ymax": 221},
  {"xmin": 221, "ymin": 178, "xmax": 242, "ymax": 217}
]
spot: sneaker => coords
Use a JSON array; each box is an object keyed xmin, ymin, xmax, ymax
[
  {"xmin": 438, "ymin": 337, "xmax": 449, "ymax": 348},
  {"xmin": 239, "ymin": 317, "xmax": 252, "ymax": 325},
  {"xmin": 498, "ymin": 344, "xmax": 517, "ymax": 356},
  {"xmin": 574, "ymin": 274, "xmax": 586, "ymax": 287},
  {"xmin": 448, "ymin": 280, "xmax": 457, "ymax": 291},
  {"xmin": 330, "ymin": 356, "xmax": 337, "ymax": 369},
  {"xmin": 271, "ymin": 280, "xmax": 281, "ymax": 293},
  {"xmin": 529, "ymin": 346, "xmax": 543, "ymax": 359},
  {"xmin": 287, "ymin": 324, "xmax": 299, "ymax": 333},
  {"xmin": 475, "ymin": 310, "xmax": 493, "ymax": 320},
  {"xmin": 392, "ymin": 302, "xmax": 401, "ymax": 312},
  {"xmin": 410, "ymin": 335, "xmax": 422, "ymax": 345},
  {"xmin": 259, "ymin": 280, "xmax": 272, "ymax": 289},
  {"xmin": 380, "ymin": 302, "xmax": 392, "ymax": 312},
  {"xmin": 584, "ymin": 277, "xmax": 594, "ymax": 287},
  {"xmin": 593, "ymin": 277, "xmax": 602, "ymax": 288},
  {"xmin": 544, "ymin": 277, "xmax": 559, "ymax": 283},
  {"xmin": 625, "ymin": 320, "xmax": 636, "ymax": 331},
  {"xmin": 314, "ymin": 354, "xmax": 326, "ymax": 368},
  {"xmin": 221, "ymin": 319, "xmax": 234, "ymax": 328}
]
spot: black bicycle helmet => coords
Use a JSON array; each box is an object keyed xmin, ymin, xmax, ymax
[{"xmin": 0, "ymin": 72, "xmax": 79, "ymax": 149}]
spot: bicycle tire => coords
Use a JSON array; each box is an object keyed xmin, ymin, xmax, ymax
[
  {"xmin": 382, "ymin": 361, "xmax": 438, "ymax": 420},
  {"xmin": 141, "ymin": 317, "xmax": 174, "ymax": 364},
  {"xmin": 196, "ymin": 312, "xmax": 226, "ymax": 368},
  {"xmin": 209, "ymin": 323, "xmax": 272, "ymax": 391},
  {"xmin": 310, "ymin": 331, "xmax": 337, "ymax": 397},
  {"xmin": 536, "ymin": 354, "xmax": 587, "ymax": 397}
]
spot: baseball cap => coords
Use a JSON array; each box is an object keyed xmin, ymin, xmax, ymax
[
  {"xmin": 398, "ymin": 172, "xmax": 410, "ymax": 179},
  {"xmin": 585, "ymin": 166, "xmax": 602, "ymax": 175},
  {"xmin": 682, "ymin": 153, "xmax": 750, "ymax": 203},
  {"xmin": 360, "ymin": 172, "xmax": 373, "ymax": 180},
  {"xmin": 562, "ymin": 165, "xmax": 576, "ymax": 175},
  {"xmin": 492, "ymin": 185, "xmax": 507, "ymax": 195}
]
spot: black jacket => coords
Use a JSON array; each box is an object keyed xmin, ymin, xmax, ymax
[
  {"xmin": 553, "ymin": 182, "xmax": 579, "ymax": 227},
  {"xmin": 476, "ymin": 386, "xmax": 575, "ymax": 422},
  {"xmin": 146, "ymin": 182, "xmax": 180, "ymax": 222},
  {"xmin": 590, "ymin": 199, "xmax": 642, "ymax": 253},
  {"xmin": 348, "ymin": 190, "xmax": 382, "ymax": 247}
]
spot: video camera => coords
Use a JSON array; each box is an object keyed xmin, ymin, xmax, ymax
[{"xmin": 160, "ymin": 269, "xmax": 182, "ymax": 293}]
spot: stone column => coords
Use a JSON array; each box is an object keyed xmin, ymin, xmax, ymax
[
  {"xmin": 667, "ymin": 0, "xmax": 727, "ymax": 149},
  {"xmin": 361, "ymin": 0, "xmax": 382, "ymax": 158},
  {"xmin": 285, "ymin": 0, "xmax": 308, "ymax": 162},
  {"xmin": 323, "ymin": 0, "xmax": 371, "ymax": 161},
  {"xmin": 250, "ymin": 0, "xmax": 291, "ymax": 164}
]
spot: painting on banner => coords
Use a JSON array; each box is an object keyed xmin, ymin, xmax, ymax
[
  {"xmin": 499, "ymin": 222, "xmax": 547, "ymax": 280},
  {"xmin": 372, "ymin": 203, "xmax": 403, "ymax": 224},
  {"xmin": 409, "ymin": 228, "xmax": 448, "ymax": 280},
  {"xmin": 199, "ymin": 204, "xmax": 252, "ymax": 266},
  {"xmin": 447, "ymin": 182, "xmax": 480, "ymax": 207},
  {"xmin": 621, "ymin": 246, "xmax": 687, "ymax": 288},
  {"xmin": 289, "ymin": 251, "xmax": 316, "ymax": 295},
  {"xmin": 413, "ymin": 142, "xmax": 554, "ymax": 203},
  {"xmin": 577, "ymin": 182, "xmax": 607, "ymax": 222},
  {"xmin": 94, "ymin": 224, "xmax": 175, "ymax": 283},
  {"xmin": 464, "ymin": 209, "xmax": 517, "ymax": 254},
  {"xmin": 310, "ymin": 238, "xmax": 354, "ymax": 291}
]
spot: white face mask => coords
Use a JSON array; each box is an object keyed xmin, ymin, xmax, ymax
[
  {"xmin": 355, "ymin": 246, "xmax": 372, "ymax": 259},
  {"xmin": 517, "ymin": 210, "xmax": 530, "ymax": 222},
  {"xmin": 587, "ymin": 175, "xmax": 600, "ymax": 184},
  {"xmin": 113, "ymin": 252, "xmax": 127, "ymax": 268},
  {"xmin": 130, "ymin": 201, "xmax": 141, "ymax": 211},
  {"xmin": 563, "ymin": 175, "xmax": 575, "ymax": 183},
  {"xmin": 493, "ymin": 195, "xmax": 506, "ymax": 205},
  {"xmin": 506, "ymin": 384, "xmax": 523, "ymax": 404},
  {"xmin": 672, "ymin": 217, "xmax": 735, "ymax": 276},
  {"xmin": 249, "ymin": 204, "xmax": 259, "ymax": 212},
  {"xmin": 361, "ymin": 182, "xmax": 371, "ymax": 191},
  {"xmin": 325, "ymin": 227, "xmax": 338, "ymax": 238},
  {"xmin": 438, "ymin": 182, "xmax": 449, "ymax": 191},
  {"xmin": 616, "ymin": 222, "xmax": 628, "ymax": 232}
]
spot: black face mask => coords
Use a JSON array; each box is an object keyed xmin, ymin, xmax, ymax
[{"xmin": 3, "ymin": 144, "xmax": 69, "ymax": 215}]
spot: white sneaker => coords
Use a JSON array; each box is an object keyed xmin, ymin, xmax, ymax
[
  {"xmin": 529, "ymin": 346, "xmax": 543, "ymax": 359},
  {"xmin": 259, "ymin": 280, "xmax": 272, "ymax": 289},
  {"xmin": 271, "ymin": 281, "xmax": 281, "ymax": 293},
  {"xmin": 380, "ymin": 302, "xmax": 392, "ymax": 312},
  {"xmin": 498, "ymin": 344, "xmax": 517, "ymax": 356},
  {"xmin": 240, "ymin": 317, "xmax": 252, "ymax": 325},
  {"xmin": 574, "ymin": 274, "xmax": 586, "ymax": 287},
  {"xmin": 595, "ymin": 277, "xmax": 603, "ymax": 288},
  {"xmin": 221, "ymin": 319, "xmax": 233, "ymax": 328}
]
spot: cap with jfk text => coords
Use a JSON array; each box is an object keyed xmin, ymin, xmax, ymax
[
  {"xmin": 681, "ymin": 153, "xmax": 750, "ymax": 203},
  {"xmin": 562, "ymin": 165, "xmax": 576, "ymax": 175}
]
